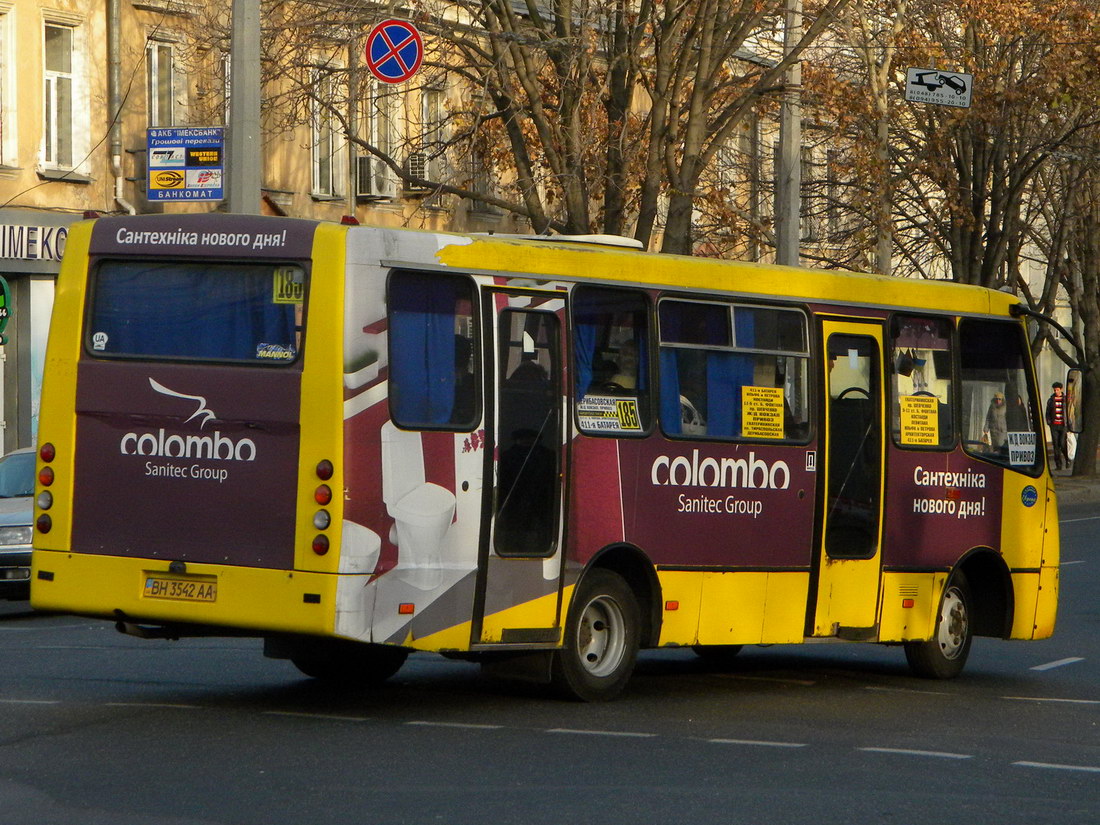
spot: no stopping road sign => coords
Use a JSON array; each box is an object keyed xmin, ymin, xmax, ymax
[{"xmin": 366, "ymin": 19, "xmax": 423, "ymax": 84}]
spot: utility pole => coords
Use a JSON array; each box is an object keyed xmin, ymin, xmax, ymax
[
  {"xmin": 774, "ymin": 0, "xmax": 802, "ymax": 267},
  {"xmin": 227, "ymin": 0, "xmax": 262, "ymax": 214}
]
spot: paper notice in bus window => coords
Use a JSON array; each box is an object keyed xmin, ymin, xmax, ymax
[
  {"xmin": 1008, "ymin": 431, "xmax": 1036, "ymax": 466},
  {"xmin": 742, "ymin": 386, "xmax": 784, "ymax": 439},
  {"xmin": 578, "ymin": 395, "xmax": 642, "ymax": 433},
  {"xmin": 899, "ymin": 395, "xmax": 939, "ymax": 445}
]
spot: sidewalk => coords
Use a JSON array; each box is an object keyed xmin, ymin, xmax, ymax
[{"xmin": 1051, "ymin": 471, "xmax": 1100, "ymax": 505}]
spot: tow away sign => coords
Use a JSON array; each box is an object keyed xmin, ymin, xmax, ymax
[{"xmin": 905, "ymin": 68, "xmax": 973, "ymax": 108}]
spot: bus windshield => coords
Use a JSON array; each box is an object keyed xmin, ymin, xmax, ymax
[{"xmin": 87, "ymin": 260, "xmax": 306, "ymax": 363}]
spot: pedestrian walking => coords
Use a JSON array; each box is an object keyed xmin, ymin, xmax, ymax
[{"xmin": 1046, "ymin": 381, "xmax": 1070, "ymax": 471}]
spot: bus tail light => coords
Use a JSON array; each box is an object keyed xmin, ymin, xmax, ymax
[
  {"xmin": 40, "ymin": 443, "xmax": 56, "ymax": 463},
  {"xmin": 39, "ymin": 466, "xmax": 54, "ymax": 487},
  {"xmin": 314, "ymin": 484, "xmax": 332, "ymax": 505},
  {"xmin": 312, "ymin": 535, "xmax": 329, "ymax": 555},
  {"xmin": 316, "ymin": 460, "xmax": 334, "ymax": 480},
  {"xmin": 36, "ymin": 514, "xmax": 52, "ymax": 534}
]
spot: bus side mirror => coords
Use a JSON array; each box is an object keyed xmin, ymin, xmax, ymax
[{"xmin": 1066, "ymin": 368, "xmax": 1083, "ymax": 434}]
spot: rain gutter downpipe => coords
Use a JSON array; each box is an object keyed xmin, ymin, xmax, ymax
[{"xmin": 108, "ymin": 0, "xmax": 135, "ymax": 215}]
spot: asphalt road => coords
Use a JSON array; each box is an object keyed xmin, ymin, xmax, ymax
[{"xmin": 1, "ymin": 503, "xmax": 1097, "ymax": 824}]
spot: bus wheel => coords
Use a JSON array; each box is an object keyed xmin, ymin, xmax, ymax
[
  {"xmin": 904, "ymin": 572, "xmax": 972, "ymax": 679},
  {"xmin": 552, "ymin": 570, "xmax": 640, "ymax": 702},
  {"xmin": 290, "ymin": 639, "xmax": 408, "ymax": 686}
]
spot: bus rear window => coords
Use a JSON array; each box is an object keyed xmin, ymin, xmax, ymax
[{"xmin": 87, "ymin": 260, "xmax": 305, "ymax": 363}]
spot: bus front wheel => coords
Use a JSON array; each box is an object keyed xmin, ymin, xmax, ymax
[
  {"xmin": 552, "ymin": 569, "xmax": 640, "ymax": 702},
  {"xmin": 904, "ymin": 572, "xmax": 973, "ymax": 679},
  {"xmin": 290, "ymin": 639, "xmax": 408, "ymax": 686}
]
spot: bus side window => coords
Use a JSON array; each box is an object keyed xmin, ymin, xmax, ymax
[
  {"xmin": 388, "ymin": 270, "xmax": 479, "ymax": 431},
  {"xmin": 657, "ymin": 300, "xmax": 810, "ymax": 441},
  {"xmin": 959, "ymin": 319, "xmax": 1041, "ymax": 472},
  {"xmin": 572, "ymin": 286, "xmax": 651, "ymax": 436},
  {"xmin": 891, "ymin": 315, "xmax": 954, "ymax": 449}
]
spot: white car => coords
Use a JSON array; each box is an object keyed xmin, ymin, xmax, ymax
[{"xmin": 0, "ymin": 448, "xmax": 35, "ymax": 601}]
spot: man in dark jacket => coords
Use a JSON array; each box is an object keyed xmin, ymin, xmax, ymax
[{"xmin": 1046, "ymin": 381, "xmax": 1070, "ymax": 471}]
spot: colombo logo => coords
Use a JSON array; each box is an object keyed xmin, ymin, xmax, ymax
[
  {"xmin": 651, "ymin": 450, "xmax": 790, "ymax": 490},
  {"xmin": 118, "ymin": 378, "xmax": 257, "ymax": 461}
]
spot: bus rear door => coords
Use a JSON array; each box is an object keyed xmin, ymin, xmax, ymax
[
  {"xmin": 473, "ymin": 290, "xmax": 566, "ymax": 645},
  {"xmin": 811, "ymin": 320, "xmax": 885, "ymax": 638}
]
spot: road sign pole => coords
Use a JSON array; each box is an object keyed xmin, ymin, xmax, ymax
[
  {"xmin": 227, "ymin": 0, "xmax": 262, "ymax": 214},
  {"xmin": 775, "ymin": 0, "xmax": 802, "ymax": 267}
]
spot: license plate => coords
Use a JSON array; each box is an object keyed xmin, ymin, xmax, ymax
[{"xmin": 142, "ymin": 575, "xmax": 217, "ymax": 603}]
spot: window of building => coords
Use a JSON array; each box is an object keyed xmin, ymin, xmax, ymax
[
  {"xmin": 388, "ymin": 270, "xmax": 478, "ymax": 430},
  {"xmin": 572, "ymin": 286, "xmax": 650, "ymax": 436},
  {"xmin": 891, "ymin": 315, "xmax": 954, "ymax": 450},
  {"xmin": 355, "ymin": 80, "xmax": 398, "ymax": 200},
  {"xmin": 43, "ymin": 22, "xmax": 75, "ymax": 168},
  {"xmin": 658, "ymin": 299, "xmax": 810, "ymax": 441},
  {"xmin": 959, "ymin": 319, "xmax": 1041, "ymax": 472},
  {"xmin": 311, "ymin": 68, "xmax": 344, "ymax": 198},
  {"xmin": 146, "ymin": 41, "xmax": 174, "ymax": 127},
  {"xmin": 0, "ymin": 7, "xmax": 12, "ymax": 167}
]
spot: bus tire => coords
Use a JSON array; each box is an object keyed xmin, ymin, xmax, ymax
[
  {"xmin": 290, "ymin": 639, "xmax": 408, "ymax": 686},
  {"xmin": 904, "ymin": 572, "xmax": 973, "ymax": 679},
  {"xmin": 551, "ymin": 569, "xmax": 640, "ymax": 702}
]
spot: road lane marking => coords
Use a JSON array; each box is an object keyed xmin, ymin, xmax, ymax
[
  {"xmin": 0, "ymin": 624, "xmax": 102, "ymax": 633},
  {"xmin": 265, "ymin": 711, "xmax": 374, "ymax": 722},
  {"xmin": 1060, "ymin": 516, "xmax": 1100, "ymax": 523},
  {"xmin": 1002, "ymin": 696, "xmax": 1100, "ymax": 705},
  {"xmin": 864, "ymin": 686, "xmax": 952, "ymax": 696},
  {"xmin": 1014, "ymin": 761, "xmax": 1100, "ymax": 774},
  {"xmin": 1060, "ymin": 560, "xmax": 1085, "ymax": 566},
  {"xmin": 548, "ymin": 728, "xmax": 656, "ymax": 738},
  {"xmin": 1030, "ymin": 657, "xmax": 1084, "ymax": 671},
  {"xmin": 0, "ymin": 698, "xmax": 60, "ymax": 705},
  {"xmin": 106, "ymin": 702, "xmax": 202, "ymax": 709},
  {"xmin": 715, "ymin": 674, "xmax": 816, "ymax": 686},
  {"xmin": 406, "ymin": 721, "xmax": 502, "ymax": 730},
  {"xmin": 707, "ymin": 738, "xmax": 807, "ymax": 748},
  {"xmin": 860, "ymin": 747, "xmax": 971, "ymax": 760}
]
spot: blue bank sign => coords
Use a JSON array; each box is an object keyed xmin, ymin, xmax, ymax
[{"xmin": 147, "ymin": 127, "xmax": 225, "ymax": 201}]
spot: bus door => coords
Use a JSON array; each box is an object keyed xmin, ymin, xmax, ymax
[
  {"xmin": 811, "ymin": 320, "xmax": 885, "ymax": 638},
  {"xmin": 473, "ymin": 292, "xmax": 566, "ymax": 645}
]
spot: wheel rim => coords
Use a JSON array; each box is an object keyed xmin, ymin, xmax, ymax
[
  {"xmin": 936, "ymin": 586, "xmax": 969, "ymax": 660},
  {"xmin": 575, "ymin": 594, "xmax": 627, "ymax": 678}
]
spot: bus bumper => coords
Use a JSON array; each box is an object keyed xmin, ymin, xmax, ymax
[{"xmin": 31, "ymin": 549, "xmax": 338, "ymax": 637}]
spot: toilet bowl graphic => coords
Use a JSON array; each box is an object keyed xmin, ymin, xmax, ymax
[
  {"xmin": 339, "ymin": 520, "xmax": 381, "ymax": 574},
  {"xmin": 381, "ymin": 421, "xmax": 455, "ymax": 589}
]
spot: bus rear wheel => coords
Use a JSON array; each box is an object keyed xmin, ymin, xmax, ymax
[
  {"xmin": 551, "ymin": 569, "xmax": 640, "ymax": 702},
  {"xmin": 290, "ymin": 638, "xmax": 408, "ymax": 686},
  {"xmin": 904, "ymin": 572, "xmax": 972, "ymax": 679}
]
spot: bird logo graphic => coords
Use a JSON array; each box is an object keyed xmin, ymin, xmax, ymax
[{"xmin": 149, "ymin": 378, "xmax": 217, "ymax": 429}]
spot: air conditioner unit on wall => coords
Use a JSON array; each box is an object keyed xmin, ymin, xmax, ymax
[
  {"xmin": 356, "ymin": 154, "xmax": 397, "ymax": 200},
  {"xmin": 404, "ymin": 152, "xmax": 430, "ymax": 193}
]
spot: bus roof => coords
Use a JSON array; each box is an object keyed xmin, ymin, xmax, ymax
[{"xmin": 425, "ymin": 231, "xmax": 1015, "ymax": 319}]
